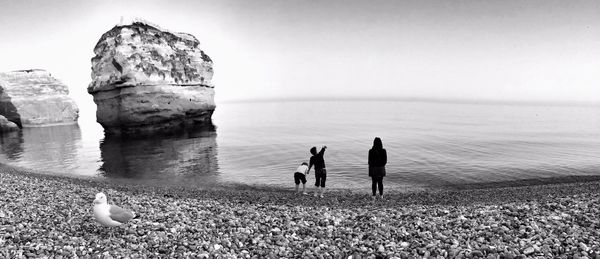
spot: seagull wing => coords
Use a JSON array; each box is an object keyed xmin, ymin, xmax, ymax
[{"xmin": 108, "ymin": 205, "xmax": 134, "ymax": 224}]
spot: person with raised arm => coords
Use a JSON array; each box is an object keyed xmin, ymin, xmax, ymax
[{"xmin": 308, "ymin": 145, "xmax": 327, "ymax": 198}]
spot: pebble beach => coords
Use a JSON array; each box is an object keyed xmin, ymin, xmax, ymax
[{"xmin": 1, "ymin": 163, "xmax": 599, "ymax": 258}]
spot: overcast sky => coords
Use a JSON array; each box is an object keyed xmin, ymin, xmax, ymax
[{"xmin": 0, "ymin": 0, "xmax": 599, "ymax": 116}]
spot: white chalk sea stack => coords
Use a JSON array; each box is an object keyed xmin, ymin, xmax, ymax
[
  {"xmin": 88, "ymin": 19, "xmax": 215, "ymax": 135},
  {"xmin": 0, "ymin": 69, "xmax": 79, "ymax": 128}
]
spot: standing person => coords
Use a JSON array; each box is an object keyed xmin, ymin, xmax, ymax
[
  {"xmin": 294, "ymin": 162, "xmax": 309, "ymax": 195},
  {"xmin": 308, "ymin": 146, "xmax": 327, "ymax": 197},
  {"xmin": 368, "ymin": 137, "xmax": 387, "ymax": 199}
]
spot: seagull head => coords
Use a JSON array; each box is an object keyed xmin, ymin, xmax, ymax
[{"xmin": 94, "ymin": 192, "xmax": 107, "ymax": 205}]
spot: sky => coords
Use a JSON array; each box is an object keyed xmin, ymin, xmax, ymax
[{"xmin": 0, "ymin": 0, "xmax": 599, "ymax": 118}]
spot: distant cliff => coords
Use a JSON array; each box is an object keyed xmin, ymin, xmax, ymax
[
  {"xmin": 88, "ymin": 20, "xmax": 215, "ymax": 135},
  {"xmin": 0, "ymin": 69, "xmax": 79, "ymax": 127}
]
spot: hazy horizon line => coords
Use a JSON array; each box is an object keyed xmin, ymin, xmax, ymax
[{"xmin": 219, "ymin": 96, "xmax": 600, "ymax": 107}]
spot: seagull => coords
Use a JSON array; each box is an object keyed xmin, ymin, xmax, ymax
[{"xmin": 93, "ymin": 192, "xmax": 136, "ymax": 229}]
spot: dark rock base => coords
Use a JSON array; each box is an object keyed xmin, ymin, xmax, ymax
[
  {"xmin": 91, "ymin": 84, "xmax": 215, "ymax": 136},
  {"xmin": 101, "ymin": 111, "xmax": 215, "ymax": 136}
]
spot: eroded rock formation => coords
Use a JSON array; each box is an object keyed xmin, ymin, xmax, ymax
[
  {"xmin": 0, "ymin": 69, "xmax": 79, "ymax": 127},
  {"xmin": 88, "ymin": 20, "xmax": 215, "ymax": 135},
  {"xmin": 0, "ymin": 115, "xmax": 19, "ymax": 132}
]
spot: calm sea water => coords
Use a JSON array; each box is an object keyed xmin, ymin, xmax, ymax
[{"xmin": 1, "ymin": 100, "xmax": 600, "ymax": 190}]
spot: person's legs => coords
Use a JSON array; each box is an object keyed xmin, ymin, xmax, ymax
[
  {"xmin": 377, "ymin": 177, "xmax": 384, "ymax": 197},
  {"xmin": 314, "ymin": 172, "xmax": 321, "ymax": 196},
  {"xmin": 301, "ymin": 174, "xmax": 307, "ymax": 194},
  {"xmin": 371, "ymin": 177, "xmax": 377, "ymax": 196},
  {"xmin": 319, "ymin": 170, "xmax": 327, "ymax": 197},
  {"xmin": 294, "ymin": 173, "xmax": 301, "ymax": 193}
]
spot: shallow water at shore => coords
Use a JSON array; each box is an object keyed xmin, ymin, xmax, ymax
[{"xmin": 1, "ymin": 100, "xmax": 600, "ymax": 189}]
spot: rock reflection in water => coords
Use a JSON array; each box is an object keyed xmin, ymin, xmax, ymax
[
  {"xmin": 0, "ymin": 131, "xmax": 24, "ymax": 160},
  {"xmin": 98, "ymin": 125, "xmax": 219, "ymax": 186},
  {"xmin": 0, "ymin": 125, "xmax": 84, "ymax": 173}
]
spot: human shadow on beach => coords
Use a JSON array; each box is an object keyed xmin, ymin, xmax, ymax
[{"xmin": 98, "ymin": 124, "xmax": 220, "ymax": 186}]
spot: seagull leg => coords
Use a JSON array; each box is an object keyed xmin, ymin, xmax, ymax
[{"xmin": 119, "ymin": 226, "xmax": 125, "ymax": 238}]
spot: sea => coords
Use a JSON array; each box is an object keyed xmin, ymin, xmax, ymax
[{"xmin": 1, "ymin": 100, "xmax": 600, "ymax": 191}]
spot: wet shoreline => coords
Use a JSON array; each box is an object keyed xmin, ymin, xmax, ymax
[{"xmin": 2, "ymin": 162, "xmax": 600, "ymax": 202}]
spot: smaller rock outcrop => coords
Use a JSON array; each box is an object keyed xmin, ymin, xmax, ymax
[
  {"xmin": 0, "ymin": 115, "xmax": 19, "ymax": 132},
  {"xmin": 0, "ymin": 69, "xmax": 79, "ymax": 127}
]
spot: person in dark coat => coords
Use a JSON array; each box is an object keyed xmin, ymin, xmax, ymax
[{"xmin": 368, "ymin": 137, "xmax": 387, "ymax": 199}]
